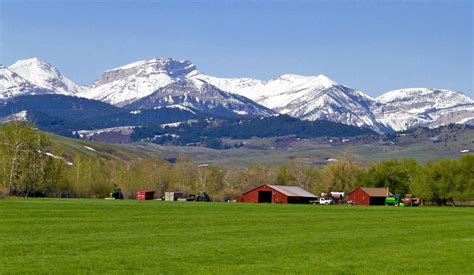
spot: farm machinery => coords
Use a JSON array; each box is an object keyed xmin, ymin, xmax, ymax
[
  {"xmin": 110, "ymin": 187, "xmax": 124, "ymax": 200},
  {"xmin": 196, "ymin": 191, "xmax": 211, "ymax": 202},
  {"xmin": 385, "ymin": 194, "xmax": 421, "ymax": 206}
]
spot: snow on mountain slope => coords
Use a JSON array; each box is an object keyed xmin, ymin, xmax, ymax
[
  {"xmin": 370, "ymin": 104, "xmax": 430, "ymax": 132},
  {"xmin": 79, "ymin": 58, "xmax": 197, "ymax": 106},
  {"xmin": 124, "ymin": 79, "xmax": 274, "ymax": 117},
  {"xmin": 191, "ymin": 73, "xmax": 337, "ymax": 103},
  {"xmin": 374, "ymin": 88, "xmax": 474, "ymax": 131},
  {"xmin": 194, "ymin": 71, "xmax": 474, "ymax": 132},
  {"xmin": 254, "ymin": 74, "xmax": 348, "ymax": 108},
  {"xmin": 255, "ymin": 75, "xmax": 340, "ymax": 106},
  {"xmin": 8, "ymin": 58, "xmax": 86, "ymax": 95},
  {"xmin": 152, "ymin": 104, "xmax": 197, "ymax": 114},
  {"xmin": 272, "ymin": 84, "xmax": 386, "ymax": 130},
  {"xmin": 194, "ymin": 73, "xmax": 386, "ymax": 131},
  {"xmin": 190, "ymin": 73, "xmax": 266, "ymax": 100},
  {"xmin": 377, "ymin": 88, "xmax": 473, "ymax": 110},
  {"xmin": 0, "ymin": 110, "xmax": 29, "ymax": 123},
  {"xmin": 0, "ymin": 66, "xmax": 47, "ymax": 100}
]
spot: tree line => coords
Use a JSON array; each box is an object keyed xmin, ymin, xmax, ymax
[{"xmin": 1, "ymin": 122, "xmax": 472, "ymax": 203}]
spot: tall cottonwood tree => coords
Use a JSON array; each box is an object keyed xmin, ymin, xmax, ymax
[{"xmin": 0, "ymin": 122, "xmax": 51, "ymax": 197}]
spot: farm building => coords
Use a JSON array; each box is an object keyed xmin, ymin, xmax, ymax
[
  {"xmin": 136, "ymin": 190, "xmax": 155, "ymax": 200},
  {"xmin": 237, "ymin": 185, "xmax": 317, "ymax": 204},
  {"xmin": 348, "ymin": 187, "xmax": 392, "ymax": 205}
]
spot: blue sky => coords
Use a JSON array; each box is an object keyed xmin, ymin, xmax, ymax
[{"xmin": 1, "ymin": 0, "xmax": 472, "ymax": 97}]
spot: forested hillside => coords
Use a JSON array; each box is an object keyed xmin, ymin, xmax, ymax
[
  {"xmin": 131, "ymin": 115, "xmax": 376, "ymax": 149},
  {"xmin": 0, "ymin": 94, "xmax": 202, "ymax": 136}
]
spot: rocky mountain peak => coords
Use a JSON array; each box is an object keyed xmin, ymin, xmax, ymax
[{"xmin": 8, "ymin": 57, "xmax": 85, "ymax": 95}]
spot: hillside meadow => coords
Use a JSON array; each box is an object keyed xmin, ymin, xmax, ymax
[{"xmin": 0, "ymin": 199, "xmax": 473, "ymax": 273}]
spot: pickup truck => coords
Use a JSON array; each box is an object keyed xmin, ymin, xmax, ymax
[{"xmin": 319, "ymin": 197, "xmax": 334, "ymax": 205}]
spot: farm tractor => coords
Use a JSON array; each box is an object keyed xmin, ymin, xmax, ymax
[
  {"xmin": 110, "ymin": 187, "xmax": 124, "ymax": 200},
  {"xmin": 196, "ymin": 191, "xmax": 211, "ymax": 202},
  {"xmin": 385, "ymin": 194, "xmax": 420, "ymax": 206}
]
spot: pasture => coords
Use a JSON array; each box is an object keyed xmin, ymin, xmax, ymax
[{"xmin": 1, "ymin": 199, "xmax": 473, "ymax": 273}]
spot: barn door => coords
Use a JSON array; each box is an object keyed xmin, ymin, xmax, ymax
[{"xmin": 258, "ymin": 191, "xmax": 272, "ymax": 203}]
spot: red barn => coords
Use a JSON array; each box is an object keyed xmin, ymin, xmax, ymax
[
  {"xmin": 348, "ymin": 187, "xmax": 392, "ymax": 205},
  {"xmin": 237, "ymin": 185, "xmax": 317, "ymax": 204}
]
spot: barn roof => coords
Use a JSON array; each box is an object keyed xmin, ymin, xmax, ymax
[
  {"xmin": 267, "ymin": 185, "xmax": 317, "ymax": 198},
  {"xmin": 354, "ymin": 187, "xmax": 392, "ymax": 197}
]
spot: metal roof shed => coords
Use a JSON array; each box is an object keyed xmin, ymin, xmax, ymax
[{"xmin": 237, "ymin": 184, "xmax": 317, "ymax": 204}]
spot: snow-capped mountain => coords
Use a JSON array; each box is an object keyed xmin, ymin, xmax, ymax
[
  {"xmin": 192, "ymin": 69, "xmax": 474, "ymax": 132},
  {"xmin": 195, "ymin": 73, "xmax": 388, "ymax": 131},
  {"xmin": 66, "ymin": 57, "xmax": 474, "ymax": 132},
  {"xmin": 124, "ymin": 79, "xmax": 273, "ymax": 117},
  {"xmin": 373, "ymin": 88, "xmax": 474, "ymax": 131},
  {"xmin": 8, "ymin": 58, "xmax": 86, "ymax": 95},
  {"xmin": 3, "ymin": 57, "xmax": 473, "ymax": 133},
  {"xmin": 79, "ymin": 58, "xmax": 198, "ymax": 106},
  {"xmin": 0, "ymin": 66, "xmax": 46, "ymax": 100},
  {"xmin": 268, "ymin": 81, "xmax": 386, "ymax": 131}
]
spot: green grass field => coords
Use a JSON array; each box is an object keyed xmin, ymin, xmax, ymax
[{"xmin": 1, "ymin": 199, "xmax": 473, "ymax": 273}]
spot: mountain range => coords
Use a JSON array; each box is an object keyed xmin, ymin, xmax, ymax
[{"xmin": 1, "ymin": 57, "xmax": 473, "ymax": 133}]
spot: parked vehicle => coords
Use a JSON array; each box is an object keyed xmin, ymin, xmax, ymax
[
  {"xmin": 196, "ymin": 192, "xmax": 211, "ymax": 202},
  {"xmin": 329, "ymin": 192, "xmax": 346, "ymax": 203},
  {"xmin": 385, "ymin": 194, "xmax": 402, "ymax": 206},
  {"xmin": 385, "ymin": 194, "xmax": 421, "ymax": 206},
  {"xmin": 401, "ymin": 194, "xmax": 421, "ymax": 206},
  {"xmin": 319, "ymin": 197, "xmax": 334, "ymax": 205},
  {"xmin": 110, "ymin": 187, "xmax": 124, "ymax": 199},
  {"xmin": 320, "ymin": 192, "xmax": 345, "ymax": 204},
  {"xmin": 164, "ymin": 192, "xmax": 197, "ymax": 201},
  {"xmin": 310, "ymin": 197, "xmax": 320, "ymax": 204}
]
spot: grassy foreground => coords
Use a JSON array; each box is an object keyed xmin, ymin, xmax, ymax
[{"xmin": 1, "ymin": 199, "xmax": 473, "ymax": 273}]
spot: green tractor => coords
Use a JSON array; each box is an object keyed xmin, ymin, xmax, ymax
[
  {"xmin": 110, "ymin": 187, "xmax": 124, "ymax": 200},
  {"xmin": 385, "ymin": 194, "xmax": 421, "ymax": 206},
  {"xmin": 385, "ymin": 194, "xmax": 403, "ymax": 206}
]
